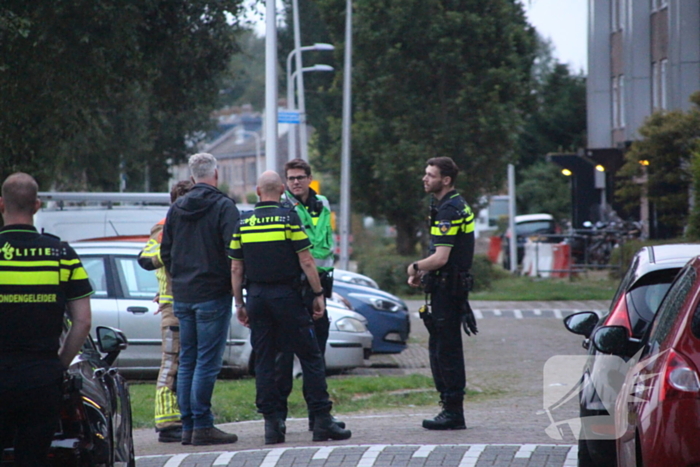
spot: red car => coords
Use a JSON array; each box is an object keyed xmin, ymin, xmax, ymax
[
  {"xmin": 564, "ymin": 243, "xmax": 700, "ymax": 467},
  {"xmin": 591, "ymin": 255, "xmax": 700, "ymax": 467}
]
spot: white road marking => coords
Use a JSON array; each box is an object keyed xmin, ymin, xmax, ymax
[
  {"xmin": 553, "ymin": 309, "xmax": 563, "ymax": 319},
  {"xmin": 473, "ymin": 309, "xmax": 484, "ymax": 319},
  {"xmin": 533, "ymin": 309, "xmax": 542, "ymax": 316},
  {"xmin": 514, "ymin": 444, "xmax": 537, "ymax": 458},
  {"xmin": 312, "ymin": 446, "xmax": 335, "ymax": 460},
  {"xmin": 163, "ymin": 453, "xmax": 189, "ymax": 467},
  {"xmin": 260, "ymin": 448, "xmax": 285, "ymax": 467},
  {"xmin": 213, "ymin": 451, "xmax": 237, "ymax": 465},
  {"xmin": 357, "ymin": 445, "xmax": 387, "ymax": 467},
  {"xmin": 564, "ymin": 445, "xmax": 578, "ymax": 466},
  {"xmin": 493, "ymin": 309, "xmax": 502, "ymax": 316},
  {"xmin": 513, "ymin": 310, "xmax": 523, "ymax": 319},
  {"xmin": 458, "ymin": 444, "xmax": 486, "ymax": 467},
  {"xmin": 411, "ymin": 444, "xmax": 437, "ymax": 457}
]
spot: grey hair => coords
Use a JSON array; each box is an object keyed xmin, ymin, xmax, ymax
[{"xmin": 188, "ymin": 153, "xmax": 217, "ymax": 181}]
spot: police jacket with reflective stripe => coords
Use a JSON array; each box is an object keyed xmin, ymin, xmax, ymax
[
  {"xmin": 0, "ymin": 225, "xmax": 93, "ymax": 359},
  {"xmin": 429, "ymin": 190, "xmax": 475, "ymax": 273},
  {"xmin": 229, "ymin": 201, "xmax": 312, "ymax": 284}
]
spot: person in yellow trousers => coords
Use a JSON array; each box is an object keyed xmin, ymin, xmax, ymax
[{"xmin": 138, "ymin": 180, "xmax": 192, "ymax": 442}]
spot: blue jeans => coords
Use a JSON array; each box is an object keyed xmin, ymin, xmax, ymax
[{"xmin": 174, "ymin": 295, "xmax": 232, "ymax": 431}]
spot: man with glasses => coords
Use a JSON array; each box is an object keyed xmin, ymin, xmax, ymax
[{"xmin": 276, "ymin": 158, "xmax": 342, "ymax": 432}]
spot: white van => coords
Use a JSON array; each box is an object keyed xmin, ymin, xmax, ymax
[
  {"xmin": 34, "ymin": 192, "xmax": 171, "ymax": 241},
  {"xmin": 34, "ymin": 192, "xmax": 253, "ymax": 241}
]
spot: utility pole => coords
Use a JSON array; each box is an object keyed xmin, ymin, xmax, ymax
[
  {"xmin": 264, "ymin": 0, "xmax": 278, "ymax": 172},
  {"xmin": 339, "ymin": 0, "xmax": 352, "ymax": 270}
]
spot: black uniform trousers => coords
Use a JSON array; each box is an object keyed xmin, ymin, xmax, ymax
[
  {"xmin": 426, "ymin": 286, "xmax": 466, "ymax": 405},
  {"xmin": 246, "ymin": 282, "xmax": 332, "ymax": 416},
  {"xmin": 0, "ymin": 379, "xmax": 63, "ymax": 467},
  {"xmin": 274, "ymin": 287, "xmax": 330, "ymax": 417}
]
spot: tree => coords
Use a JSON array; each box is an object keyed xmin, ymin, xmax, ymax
[
  {"xmin": 0, "ymin": 1, "xmax": 246, "ymax": 191},
  {"xmin": 516, "ymin": 35, "xmax": 587, "ymax": 169},
  {"xmin": 615, "ymin": 92, "xmax": 700, "ymax": 238},
  {"xmin": 315, "ymin": 0, "xmax": 536, "ymax": 255},
  {"xmin": 516, "ymin": 162, "xmax": 571, "ymax": 223}
]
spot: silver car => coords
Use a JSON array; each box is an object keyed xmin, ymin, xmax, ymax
[{"xmin": 72, "ymin": 240, "xmax": 372, "ymax": 377}]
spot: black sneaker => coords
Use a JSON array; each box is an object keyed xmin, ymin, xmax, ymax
[
  {"xmin": 422, "ymin": 410, "xmax": 466, "ymax": 430},
  {"xmin": 192, "ymin": 427, "xmax": 238, "ymax": 446},
  {"xmin": 158, "ymin": 427, "xmax": 183, "ymax": 443}
]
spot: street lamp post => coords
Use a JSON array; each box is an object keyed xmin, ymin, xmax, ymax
[
  {"xmin": 286, "ymin": 44, "xmax": 334, "ymax": 161},
  {"xmin": 286, "ymin": 64, "xmax": 334, "ymax": 161}
]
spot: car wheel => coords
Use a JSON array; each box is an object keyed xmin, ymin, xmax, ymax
[{"xmin": 578, "ymin": 439, "xmax": 596, "ymax": 467}]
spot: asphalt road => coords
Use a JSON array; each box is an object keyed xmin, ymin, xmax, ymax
[{"xmin": 133, "ymin": 299, "xmax": 608, "ymax": 467}]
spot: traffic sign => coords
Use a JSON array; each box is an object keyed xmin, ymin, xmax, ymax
[{"xmin": 278, "ymin": 110, "xmax": 300, "ymax": 124}]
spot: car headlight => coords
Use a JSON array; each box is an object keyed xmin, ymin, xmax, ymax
[
  {"xmin": 333, "ymin": 317, "xmax": 368, "ymax": 333},
  {"xmin": 348, "ymin": 293, "xmax": 402, "ymax": 312}
]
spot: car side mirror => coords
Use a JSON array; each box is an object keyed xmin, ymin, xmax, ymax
[
  {"xmin": 591, "ymin": 325, "xmax": 636, "ymax": 356},
  {"xmin": 96, "ymin": 326, "xmax": 128, "ymax": 366},
  {"xmin": 564, "ymin": 311, "xmax": 600, "ymax": 338}
]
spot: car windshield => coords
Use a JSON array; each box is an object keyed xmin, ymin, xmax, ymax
[{"xmin": 516, "ymin": 221, "xmax": 553, "ymax": 237}]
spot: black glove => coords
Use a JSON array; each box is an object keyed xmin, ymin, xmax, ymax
[{"xmin": 461, "ymin": 301, "xmax": 478, "ymax": 336}]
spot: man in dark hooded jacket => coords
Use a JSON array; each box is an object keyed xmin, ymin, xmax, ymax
[{"xmin": 161, "ymin": 153, "xmax": 240, "ymax": 446}]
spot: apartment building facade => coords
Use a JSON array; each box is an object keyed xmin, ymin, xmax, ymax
[{"xmin": 588, "ymin": 0, "xmax": 700, "ymax": 150}]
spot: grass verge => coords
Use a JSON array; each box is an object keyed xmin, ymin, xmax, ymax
[
  {"xmin": 469, "ymin": 271, "xmax": 617, "ymax": 301},
  {"xmin": 128, "ymin": 374, "xmax": 495, "ymax": 429}
]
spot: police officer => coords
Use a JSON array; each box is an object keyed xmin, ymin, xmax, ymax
[
  {"xmin": 277, "ymin": 158, "xmax": 342, "ymax": 431},
  {"xmin": 230, "ymin": 171, "xmax": 350, "ymax": 445},
  {"xmin": 137, "ymin": 180, "xmax": 192, "ymax": 443},
  {"xmin": 0, "ymin": 173, "xmax": 93, "ymax": 466},
  {"xmin": 406, "ymin": 157, "xmax": 475, "ymax": 430}
]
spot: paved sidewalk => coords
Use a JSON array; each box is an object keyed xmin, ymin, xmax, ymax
[{"xmin": 133, "ymin": 301, "xmax": 598, "ymax": 467}]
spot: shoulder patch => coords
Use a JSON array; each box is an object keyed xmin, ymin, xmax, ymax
[{"xmin": 437, "ymin": 220, "xmax": 451, "ymax": 234}]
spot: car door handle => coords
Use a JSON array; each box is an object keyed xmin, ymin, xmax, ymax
[{"xmin": 127, "ymin": 306, "xmax": 149, "ymax": 314}]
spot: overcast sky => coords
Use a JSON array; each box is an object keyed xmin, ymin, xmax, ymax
[{"xmin": 523, "ymin": 0, "xmax": 588, "ymax": 73}]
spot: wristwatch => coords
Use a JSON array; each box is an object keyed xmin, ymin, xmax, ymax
[
  {"xmin": 312, "ymin": 288, "xmax": 325, "ymax": 297},
  {"xmin": 412, "ymin": 262, "xmax": 420, "ymax": 272}
]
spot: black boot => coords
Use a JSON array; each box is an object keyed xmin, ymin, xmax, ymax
[
  {"xmin": 264, "ymin": 414, "xmax": 286, "ymax": 445},
  {"xmin": 279, "ymin": 410, "xmax": 287, "ymax": 436},
  {"xmin": 308, "ymin": 412, "xmax": 346, "ymax": 431},
  {"xmin": 422, "ymin": 401, "xmax": 466, "ymax": 430},
  {"xmin": 312, "ymin": 412, "xmax": 352, "ymax": 441}
]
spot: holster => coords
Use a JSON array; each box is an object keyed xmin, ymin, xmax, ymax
[
  {"xmin": 449, "ymin": 270, "xmax": 473, "ymax": 299},
  {"xmin": 422, "ymin": 273, "xmax": 437, "ymax": 294},
  {"xmin": 319, "ymin": 270, "xmax": 334, "ymax": 298}
]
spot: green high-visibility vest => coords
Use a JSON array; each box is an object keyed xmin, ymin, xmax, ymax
[{"xmin": 284, "ymin": 190, "xmax": 334, "ymax": 270}]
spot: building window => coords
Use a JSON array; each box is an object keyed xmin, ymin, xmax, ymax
[
  {"xmin": 619, "ymin": 75, "xmax": 625, "ymax": 128},
  {"xmin": 660, "ymin": 59, "xmax": 667, "ymax": 109},
  {"xmin": 652, "ymin": 0, "xmax": 668, "ymax": 11},
  {"xmin": 233, "ymin": 164, "xmax": 244, "ymax": 186},
  {"xmin": 612, "ymin": 0, "xmax": 625, "ymax": 31},
  {"xmin": 652, "ymin": 61, "xmax": 659, "ymax": 109},
  {"xmin": 612, "ymin": 76, "xmax": 619, "ymax": 128}
]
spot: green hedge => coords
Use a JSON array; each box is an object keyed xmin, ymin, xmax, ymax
[{"xmin": 356, "ymin": 253, "xmax": 501, "ymax": 296}]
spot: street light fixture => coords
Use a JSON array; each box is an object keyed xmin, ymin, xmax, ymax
[
  {"xmin": 595, "ymin": 165, "xmax": 605, "ymax": 172},
  {"xmin": 562, "ymin": 169, "xmax": 573, "ymax": 176},
  {"xmin": 286, "ymin": 44, "xmax": 335, "ymax": 161}
]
